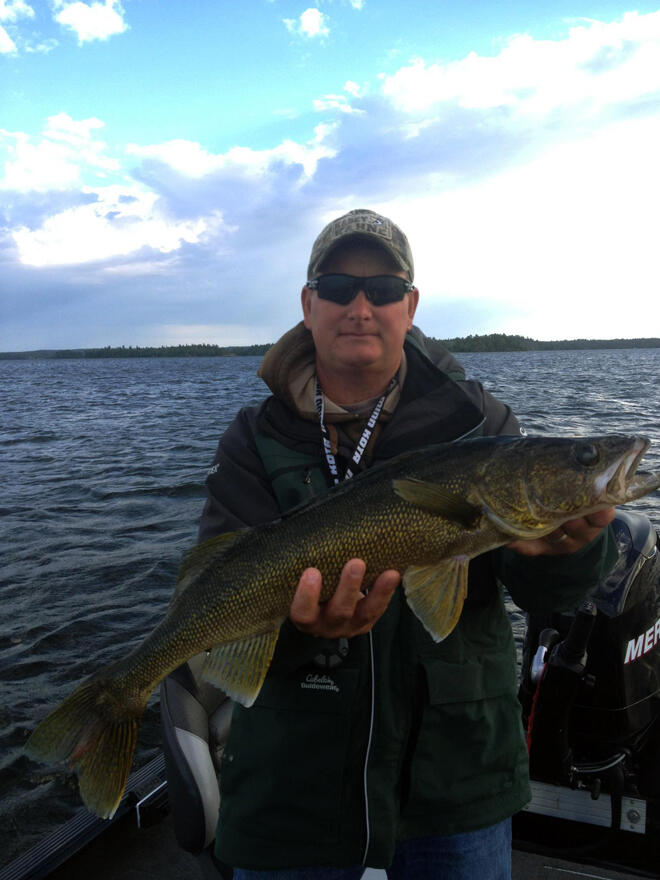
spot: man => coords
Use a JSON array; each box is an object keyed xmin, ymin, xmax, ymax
[{"xmin": 199, "ymin": 209, "xmax": 615, "ymax": 879}]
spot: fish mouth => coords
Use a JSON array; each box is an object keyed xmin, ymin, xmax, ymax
[{"xmin": 600, "ymin": 437, "xmax": 660, "ymax": 503}]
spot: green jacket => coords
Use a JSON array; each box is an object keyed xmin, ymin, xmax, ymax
[{"xmin": 199, "ymin": 326, "xmax": 616, "ymax": 869}]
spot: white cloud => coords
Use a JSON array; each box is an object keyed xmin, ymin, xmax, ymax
[
  {"xmin": 1, "ymin": 130, "xmax": 80, "ymax": 189},
  {"xmin": 0, "ymin": 22, "xmax": 16, "ymax": 50},
  {"xmin": 0, "ymin": 0, "xmax": 34, "ymax": 21},
  {"xmin": 99, "ymin": 257, "xmax": 179, "ymax": 276},
  {"xmin": 23, "ymin": 36, "xmax": 58, "ymax": 52},
  {"xmin": 0, "ymin": 0, "xmax": 60, "ymax": 54},
  {"xmin": 312, "ymin": 79, "xmax": 370, "ymax": 115},
  {"xmin": 126, "ymin": 139, "xmax": 220, "ymax": 178},
  {"xmin": 1, "ymin": 113, "xmax": 120, "ymax": 192},
  {"xmin": 313, "ymin": 93, "xmax": 363, "ymax": 115},
  {"xmin": 349, "ymin": 0, "xmax": 364, "ymax": 9},
  {"xmin": 53, "ymin": 0, "xmax": 127, "ymax": 43},
  {"xmin": 12, "ymin": 185, "xmax": 214, "ymax": 267},
  {"xmin": 46, "ymin": 112, "xmax": 105, "ymax": 143},
  {"xmin": 344, "ymin": 80, "xmax": 363, "ymax": 97},
  {"xmin": 380, "ymin": 11, "xmax": 660, "ymax": 119},
  {"xmin": 379, "ymin": 113, "xmax": 660, "ymax": 340},
  {"xmin": 284, "ymin": 7, "xmax": 329, "ymax": 39},
  {"xmin": 127, "ymin": 123, "xmax": 337, "ymax": 182},
  {"xmin": 0, "ymin": 0, "xmax": 35, "ymax": 53}
]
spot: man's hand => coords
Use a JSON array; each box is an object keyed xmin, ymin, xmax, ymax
[
  {"xmin": 507, "ymin": 507, "xmax": 615, "ymax": 557},
  {"xmin": 290, "ymin": 559, "xmax": 400, "ymax": 638}
]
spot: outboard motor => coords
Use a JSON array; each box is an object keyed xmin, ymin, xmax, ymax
[{"xmin": 520, "ymin": 510, "xmax": 660, "ymax": 821}]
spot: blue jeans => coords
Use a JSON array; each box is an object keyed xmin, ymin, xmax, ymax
[{"xmin": 232, "ymin": 818, "xmax": 512, "ymax": 880}]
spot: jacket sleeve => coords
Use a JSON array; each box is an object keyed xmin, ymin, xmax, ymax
[
  {"xmin": 198, "ymin": 404, "xmax": 326, "ymax": 672},
  {"xmin": 481, "ymin": 387, "xmax": 522, "ymax": 436},
  {"xmin": 197, "ymin": 404, "xmax": 281, "ymax": 543},
  {"xmin": 497, "ymin": 526, "xmax": 618, "ymax": 614},
  {"xmin": 458, "ymin": 379, "xmax": 524, "ymax": 437}
]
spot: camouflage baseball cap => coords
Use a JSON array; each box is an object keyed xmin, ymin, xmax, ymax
[{"xmin": 307, "ymin": 209, "xmax": 414, "ymax": 281}]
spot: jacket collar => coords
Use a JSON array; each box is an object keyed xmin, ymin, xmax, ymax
[{"xmin": 256, "ymin": 324, "xmax": 485, "ymax": 458}]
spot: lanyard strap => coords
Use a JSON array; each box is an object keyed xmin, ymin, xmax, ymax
[{"xmin": 314, "ymin": 376, "xmax": 396, "ymax": 485}]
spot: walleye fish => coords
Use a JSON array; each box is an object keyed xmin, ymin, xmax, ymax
[{"xmin": 26, "ymin": 434, "xmax": 660, "ymax": 818}]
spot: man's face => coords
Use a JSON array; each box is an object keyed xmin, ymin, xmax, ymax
[{"xmin": 301, "ymin": 245, "xmax": 419, "ymax": 383}]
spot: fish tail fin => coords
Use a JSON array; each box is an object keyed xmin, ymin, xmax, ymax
[{"xmin": 26, "ymin": 677, "xmax": 144, "ymax": 819}]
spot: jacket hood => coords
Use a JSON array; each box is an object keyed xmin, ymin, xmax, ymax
[
  {"xmin": 406, "ymin": 325, "xmax": 466, "ymax": 381},
  {"xmin": 257, "ymin": 322, "xmax": 316, "ymax": 413}
]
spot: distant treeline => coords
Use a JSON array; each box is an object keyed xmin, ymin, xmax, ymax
[
  {"xmin": 0, "ymin": 343, "xmax": 273, "ymax": 360},
  {"xmin": 1, "ymin": 335, "xmax": 659, "ymax": 359},
  {"xmin": 435, "ymin": 334, "xmax": 660, "ymax": 353}
]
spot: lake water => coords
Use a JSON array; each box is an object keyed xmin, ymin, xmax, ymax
[{"xmin": 1, "ymin": 348, "xmax": 659, "ymax": 868}]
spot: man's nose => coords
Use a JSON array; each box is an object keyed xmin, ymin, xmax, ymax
[{"xmin": 347, "ymin": 289, "xmax": 372, "ymax": 314}]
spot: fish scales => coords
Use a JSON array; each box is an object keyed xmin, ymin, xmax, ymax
[{"xmin": 25, "ymin": 434, "xmax": 660, "ymax": 818}]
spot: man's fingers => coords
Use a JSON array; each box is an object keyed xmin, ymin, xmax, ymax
[
  {"xmin": 351, "ymin": 570, "xmax": 400, "ymax": 634},
  {"xmin": 563, "ymin": 508, "xmax": 615, "ymax": 538},
  {"xmin": 508, "ymin": 507, "xmax": 616, "ymax": 557},
  {"xmin": 290, "ymin": 567, "xmax": 323, "ymax": 628},
  {"xmin": 589, "ymin": 509, "xmax": 616, "ymax": 528},
  {"xmin": 327, "ymin": 559, "xmax": 368, "ymax": 621},
  {"xmin": 289, "ymin": 561, "xmax": 400, "ymax": 637}
]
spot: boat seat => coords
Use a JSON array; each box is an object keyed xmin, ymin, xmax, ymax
[{"xmin": 161, "ymin": 652, "xmax": 233, "ymax": 879}]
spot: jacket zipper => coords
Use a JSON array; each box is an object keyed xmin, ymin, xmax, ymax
[
  {"xmin": 361, "ymin": 629, "xmax": 376, "ymax": 864},
  {"xmin": 303, "ymin": 467, "xmax": 315, "ymax": 498}
]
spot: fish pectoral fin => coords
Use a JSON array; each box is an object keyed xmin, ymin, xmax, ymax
[
  {"xmin": 174, "ymin": 529, "xmax": 249, "ymax": 597},
  {"xmin": 201, "ymin": 627, "xmax": 282, "ymax": 707},
  {"xmin": 393, "ymin": 479, "xmax": 480, "ymax": 527},
  {"xmin": 403, "ymin": 558, "xmax": 469, "ymax": 643}
]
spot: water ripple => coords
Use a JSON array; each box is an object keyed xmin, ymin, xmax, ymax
[{"xmin": 1, "ymin": 350, "xmax": 659, "ymax": 867}]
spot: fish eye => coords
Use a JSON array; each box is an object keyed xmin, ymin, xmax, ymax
[{"xmin": 575, "ymin": 443, "xmax": 600, "ymax": 466}]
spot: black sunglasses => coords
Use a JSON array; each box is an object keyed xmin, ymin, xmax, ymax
[{"xmin": 306, "ymin": 274, "xmax": 415, "ymax": 306}]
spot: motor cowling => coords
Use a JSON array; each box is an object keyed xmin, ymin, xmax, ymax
[{"xmin": 520, "ymin": 511, "xmax": 660, "ymax": 790}]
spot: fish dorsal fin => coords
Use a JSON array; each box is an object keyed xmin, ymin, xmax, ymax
[
  {"xmin": 174, "ymin": 529, "xmax": 248, "ymax": 597},
  {"xmin": 393, "ymin": 479, "xmax": 480, "ymax": 527},
  {"xmin": 201, "ymin": 626, "xmax": 283, "ymax": 707},
  {"xmin": 402, "ymin": 558, "xmax": 469, "ymax": 643}
]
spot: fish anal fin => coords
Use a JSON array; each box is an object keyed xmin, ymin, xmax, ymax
[
  {"xmin": 202, "ymin": 627, "xmax": 282, "ymax": 707},
  {"xmin": 393, "ymin": 479, "xmax": 480, "ymax": 527},
  {"xmin": 403, "ymin": 558, "xmax": 469, "ymax": 643}
]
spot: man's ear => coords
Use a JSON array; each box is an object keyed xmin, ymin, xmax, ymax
[
  {"xmin": 406, "ymin": 286, "xmax": 419, "ymax": 329},
  {"xmin": 301, "ymin": 286, "xmax": 313, "ymax": 329}
]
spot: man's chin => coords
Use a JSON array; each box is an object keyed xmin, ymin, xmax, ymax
[
  {"xmin": 336, "ymin": 351, "xmax": 383, "ymax": 370},
  {"xmin": 336, "ymin": 336, "xmax": 381, "ymax": 356}
]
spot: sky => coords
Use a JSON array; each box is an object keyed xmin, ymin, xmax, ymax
[{"xmin": 1, "ymin": 0, "xmax": 660, "ymax": 351}]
